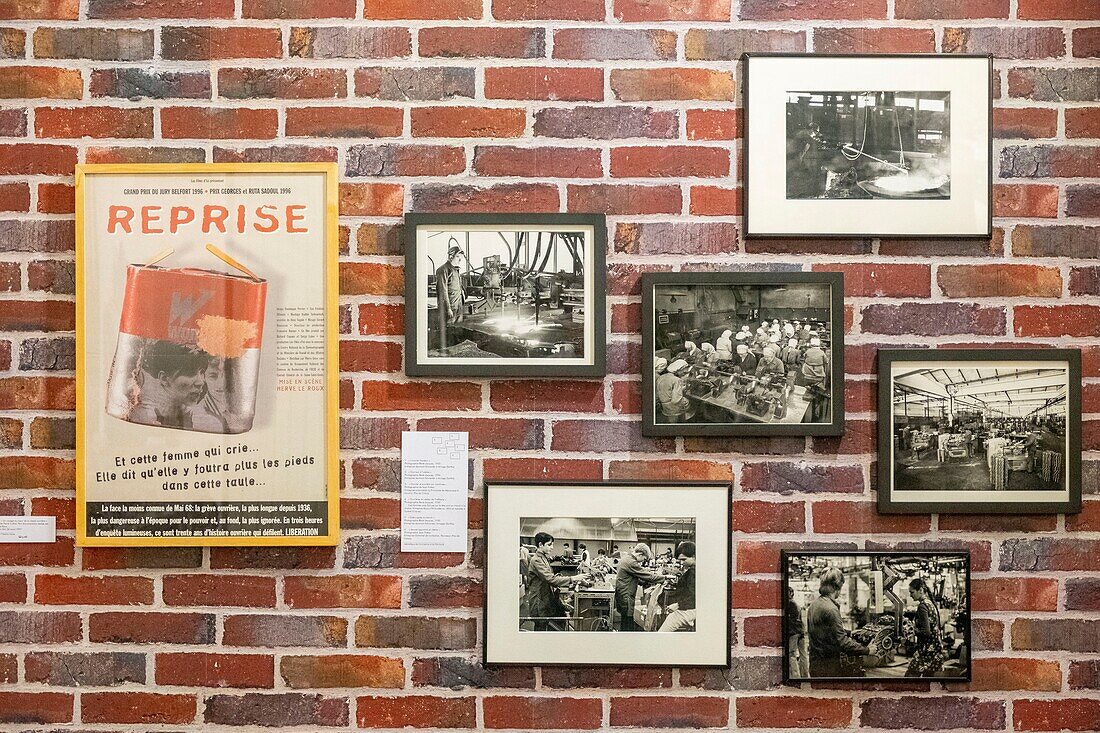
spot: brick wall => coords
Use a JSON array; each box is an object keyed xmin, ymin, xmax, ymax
[{"xmin": 0, "ymin": 0, "xmax": 1098, "ymax": 729}]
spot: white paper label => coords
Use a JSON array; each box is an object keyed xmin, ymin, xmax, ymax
[
  {"xmin": 400, "ymin": 431, "xmax": 469, "ymax": 553},
  {"xmin": 0, "ymin": 516, "xmax": 56, "ymax": 543}
]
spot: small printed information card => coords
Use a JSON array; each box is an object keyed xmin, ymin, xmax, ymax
[
  {"xmin": 401, "ymin": 431, "xmax": 469, "ymax": 553},
  {"xmin": 0, "ymin": 516, "xmax": 56, "ymax": 543}
]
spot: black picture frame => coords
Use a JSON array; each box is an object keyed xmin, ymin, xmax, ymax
[
  {"xmin": 781, "ymin": 549, "xmax": 972, "ymax": 684},
  {"xmin": 404, "ymin": 212, "xmax": 607, "ymax": 377},
  {"xmin": 877, "ymin": 348, "xmax": 1082, "ymax": 515},
  {"xmin": 483, "ymin": 480, "xmax": 733, "ymax": 668},
  {"xmin": 641, "ymin": 271, "xmax": 845, "ymax": 437},
  {"xmin": 742, "ymin": 53, "xmax": 994, "ymax": 239}
]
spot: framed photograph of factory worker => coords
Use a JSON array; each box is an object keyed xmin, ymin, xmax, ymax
[
  {"xmin": 641, "ymin": 272, "xmax": 844, "ymax": 437},
  {"xmin": 743, "ymin": 53, "xmax": 993, "ymax": 238},
  {"xmin": 484, "ymin": 481, "xmax": 731, "ymax": 667},
  {"xmin": 405, "ymin": 213, "xmax": 606, "ymax": 377},
  {"xmin": 75, "ymin": 163, "xmax": 341, "ymax": 547},
  {"xmin": 782, "ymin": 551, "xmax": 971, "ymax": 683},
  {"xmin": 878, "ymin": 349, "xmax": 1082, "ymax": 515}
]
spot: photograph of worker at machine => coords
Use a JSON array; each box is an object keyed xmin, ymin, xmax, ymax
[
  {"xmin": 786, "ymin": 90, "xmax": 951, "ymax": 200},
  {"xmin": 406, "ymin": 214, "xmax": 605, "ymax": 377},
  {"xmin": 783, "ymin": 551, "xmax": 971, "ymax": 682},
  {"xmin": 642, "ymin": 273, "xmax": 844, "ymax": 436},
  {"xmin": 519, "ymin": 517, "xmax": 697, "ymax": 633}
]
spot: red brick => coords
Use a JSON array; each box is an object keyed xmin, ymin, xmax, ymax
[
  {"xmin": 535, "ymin": 105, "xmax": 677, "ymax": 139},
  {"xmin": 611, "ymin": 145, "xmax": 729, "ymax": 178},
  {"xmin": 1073, "ymin": 27, "xmax": 1100, "ymax": 58},
  {"xmin": 419, "ymin": 417, "xmax": 542, "ymax": 450},
  {"xmin": 1015, "ymin": 305, "xmax": 1100, "ymax": 337},
  {"xmin": 963, "ymin": 658, "xmax": 1062, "ymax": 692},
  {"xmin": 82, "ymin": 691, "xmax": 195, "ymax": 724},
  {"xmin": 568, "ymin": 183, "xmax": 681, "ymax": 214},
  {"xmin": 609, "ymin": 459, "xmax": 732, "ymax": 482},
  {"xmin": 0, "ymin": 66, "xmax": 81, "ymax": 99},
  {"xmin": 812, "ymin": 501, "xmax": 931, "ymax": 534},
  {"xmin": 35, "ymin": 106, "xmax": 152, "ymax": 139},
  {"xmin": 162, "ymin": 25, "xmax": 282, "ymax": 59},
  {"xmin": 90, "ymin": 0, "xmax": 232, "ymax": 17},
  {"xmin": 0, "ymin": 182, "xmax": 28, "ymax": 211},
  {"xmin": 413, "ymin": 183, "xmax": 559, "ymax": 213},
  {"xmin": 411, "ymin": 106, "xmax": 525, "ymax": 138},
  {"xmin": 0, "ymin": 108, "xmax": 25, "ymax": 135},
  {"xmin": 484, "ymin": 697, "xmax": 602, "ymax": 730},
  {"xmin": 812, "ymin": 262, "xmax": 930, "ymax": 298},
  {"xmin": 156, "ymin": 652, "xmax": 275, "ymax": 688},
  {"xmin": 0, "ymin": 377, "xmax": 74, "ymax": 410},
  {"xmin": 731, "ymin": 499, "xmax": 805, "ymax": 533},
  {"xmin": 281, "ymin": 654, "xmax": 405, "ymax": 688},
  {"xmin": 993, "ymin": 183, "xmax": 1058, "ymax": 217},
  {"xmin": 361, "ymin": 381, "xmax": 480, "ymax": 411},
  {"xmin": 483, "ymin": 458, "xmax": 603, "ymax": 481},
  {"xmin": 0, "ymin": 0, "xmax": 77, "ymax": 19},
  {"xmin": 289, "ymin": 26, "xmax": 410, "ymax": 58},
  {"xmin": 611, "ymin": 68, "xmax": 734, "ymax": 102},
  {"xmin": 554, "ymin": 28, "xmax": 675, "ymax": 60},
  {"xmin": 490, "ymin": 380, "xmax": 603, "ymax": 413},
  {"xmin": 163, "ymin": 575, "xmax": 276, "ymax": 607},
  {"xmin": 742, "ymin": 0, "xmax": 885, "ymax": 20},
  {"xmin": 358, "ymin": 303, "xmax": 404, "ymax": 336},
  {"xmin": 89, "ymin": 611, "xmax": 213, "ymax": 644},
  {"xmin": 34, "ymin": 575, "xmax": 153, "ymax": 605},
  {"xmin": 1019, "ymin": 0, "xmax": 1100, "ymax": 20},
  {"xmin": 0, "ymin": 573, "xmax": 26, "ymax": 602},
  {"xmin": 815, "ymin": 27, "xmax": 934, "ymax": 52},
  {"xmin": 243, "ymin": 0, "xmax": 355, "ymax": 17},
  {"xmin": 286, "ymin": 106, "xmax": 402, "ymax": 138},
  {"xmin": 938, "ymin": 264, "xmax": 1062, "ymax": 298},
  {"xmin": 474, "ymin": 145, "xmax": 601, "ymax": 178},
  {"xmin": 731, "ymin": 578, "xmax": 780, "ymax": 609},
  {"xmin": 1077, "ymin": 268, "xmax": 1100, "ymax": 296},
  {"xmin": 1067, "ymin": 500, "xmax": 1100, "ymax": 532},
  {"xmin": 365, "ymin": 0, "xmax": 480, "ymax": 18},
  {"xmin": 420, "ymin": 27, "xmax": 543, "ymax": 58},
  {"xmin": 686, "ymin": 109, "xmax": 738, "ymax": 141},
  {"xmin": 485, "ymin": 67, "xmax": 603, "ymax": 102},
  {"xmin": 611, "ymin": 380, "xmax": 641, "ymax": 414},
  {"xmin": 896, "ymin": 0, "xmax": 1007, "ymax": 18},
  {"xmin": 210, "ymin": 546, "xmax": 336, "ymax": 570},
  {"xmin": 737, "ymin": 696, "xmax": 852, "ymax": 728},
  {"xmin": 284, "ymin": 575, "xmax": 402, "ymax": 609},
  {"xmin": 0, "ymin": 692, "xmax": 72, "ymax": 723},
  {"xmin": 615, "ymin": 0, "xmax": 727, "ymax": 20},
  {"xmin": 1066, "ymin": 107, "xmax": 1100, "ymax": 138},
  {"xmin": 1014, "ymin": 699, "xmax": 1100, "ymax": 731},
  {"xmin": 36, "ymin": 182, "xmax": 73, "ymax": 214},
  {"xmin": 944, "ymin": 26, "xmax": 1066, "ymax": 58},
  {"xmin": 994, "ymin": 107, "xmax": 1058, "ymax": 139},
  {"xmin": 972, "ymin": 577, "xmax": 1059, "ymax": 612},
  {"xmin": 1067, "ymin": 183, "xmax": 1100, "ymax": 217},
  {"xmin": 356, "ymin": 696, "xmax": 476, "ymax": 728},
  {"xmin": 219, "ymin": 67, "xmax": 346, "ymax": 99},
  {"xmin": 611, "ymin": 696, "xmax": 728, "ymax": 727},
  {"xmin": 30, "ymin": 497, "xmax": 75, "ymax": 529},
  {"xmin": 340, "ymin": 340, "xmax": 401, "ymax": 373},
  {"xmin": 341, "ymin": 263, "xmax": 403, "ymax": 296},
  {"xmin": 340, "ymin": 182, "xmax": 403, "ymax": 216},
  {"xmin": 690, "ymin": 185, "xmax": 740, "ymax": 216},
  {"xmin": 491, "ymin": 0, "xmax": 604, "ymax": 20},
  {"xmin": 161, "ymin": 107, "xmax": 277, "ymax": 139},
  {"xmin": 940, "ymin": 514, "xmax": 1057, "ymax": 533}
]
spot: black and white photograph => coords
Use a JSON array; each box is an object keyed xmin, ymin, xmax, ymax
[
  {"xmin": 405, "ymin": 213, "xmax": 606, "ymax": 377},
  {"xmin": 783, "ymin": 551, "xmax": 971, "ymax": 683},
  {"xmin": 485, "ymin": 482, "xmax": 730, "ymax": 667},
  {"xmin": 520, "ymin": 517, "xmax": 697, "ymax": 633},
  {"xmin": 879, "ymin": 349, "xmax": 1082, "ymax": 515},
  {"xmin": 786, "ymin": 90, "xmax": 950, "ymax": 200},
  {"xmin": 744, "ymin": 54, "xmax": 991, "ymax": 238},
  {"xmin": 642, "ymin": 272, "xmax": 844, "ymax": 437}
]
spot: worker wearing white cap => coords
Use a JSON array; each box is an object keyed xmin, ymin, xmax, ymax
[
  {"xmin": 716, "ymin": 330, "xmax": 733, "ymax": 360},
  {"xmin": 654, "ymin": 357, "xmax": 668, "ymax": 374},
  {"xmin": 656, "ymin": 359, "xmax": 693, "ymax": 423},
  {"xmin": 757, "ymin": 344, "xmax": 786, "ymax": 379},
  {"xmin": 679, "ymin": 341, "xmax": 703, "ymax": 365},
  {"xmin": 700, "ymin": 342, "xmax": 718, "ymax": 365},
  {"xmin": 735, "ymin": 343, "xmax": 757, "ymax": 374},
  {"xmin": 801, "ymin": 337, "xmax": 828, "ymax": 388},
  {"xmin": 781, "ymin": 337, "xmax": 802, "ymax": 369}
]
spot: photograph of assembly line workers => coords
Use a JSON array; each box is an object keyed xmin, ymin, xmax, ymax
[
  {"xmin": 644, "ymin": 274, "xmax": 843, "ymax": 436},
  {"xmin": 409, "ymin": 216, "xmax": 603, "ymax": 375},
  {"xmin": 783, "ymin": 552, "xmax": 971, "ymax": 682},
  {"xmin": 519, "ymin": 518, "xmax": 697, "ymax": 633},
  {"xmin": 787, "ymin": 90, "xmax": 951, "ymax": 200},
  {"xmin": 892, "ymin": 363, "xmax": 1069, "ymax": 493}
]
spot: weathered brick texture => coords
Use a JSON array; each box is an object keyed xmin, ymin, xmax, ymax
[{"xmin": 0, "ymin": 0, "xmax": 1096, "ymax": 729}]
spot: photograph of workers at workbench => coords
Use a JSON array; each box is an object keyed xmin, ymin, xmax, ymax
[
  {"xmin": 783, "ymin": 551, "xmax": 971, "ymax": 682},
  {"xmin": 641, "ymin": 272, "xmax": 844, "ymax": 437},
  {"xmin": 484, "ymin": 481, "xmax": 730, "ymax": 666},
  {"xmin": 519, "ymin": 518, "xmax": 697, "ymax": 633},
  {"xmin": 786, "ymin": 90, "xmax": 951, "ymax": 200},
  {"xmin": 405, "ymin": 214, "xmax": 606, "ymax": 377},
  {"xmin": 878, "ymin": 350, "xmax": 1082, "ymax": 515},
  {"xmin": 742, "ymin": 54, "xmax": 991, "ymax": 238}
]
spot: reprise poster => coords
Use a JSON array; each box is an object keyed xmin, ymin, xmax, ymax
[{"xmin": 76, "ymin": 163, "xmax": 339, "ymax": 546}]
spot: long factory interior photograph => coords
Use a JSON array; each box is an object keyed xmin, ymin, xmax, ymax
[
  {"xmin": 519, "ymin": 517, "xmax": 697, "ymax": 633},
  {"xmin": 786, "ymin": 90, "xmax": 952, "ymax": 200},
  {"xmin": 422, "ymin": 227, "xmax": 589, "ymax": 361},
  {"xmin": 652, "ymin": 282, "xmax": 833, "ymax": 426},
  {"xmin": 785, "ymin": 553, "xmax": 971, "ymax": 681},
  {"xmin": 890, "ymin": 365, "xmax": 1070, "ymax": 493}
]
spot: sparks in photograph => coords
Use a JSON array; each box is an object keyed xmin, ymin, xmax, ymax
[
  {"xmin": 786, "ymin": 90, "xmax": 950, "ymax": 200},
  {"xmin": 783, "ymin": 551, "xmax": 971, "ymax": 682},
  {"xmin": 520, "ymin": 517, "xmax": 697, "ymax": 633}
]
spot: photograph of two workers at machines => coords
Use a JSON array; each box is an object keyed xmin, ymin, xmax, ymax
[
  {"xmin": 519, "ymin": 517, "xmax": 697, "ymax": 633},
  {"xmin": 652, "ymin": 282, "xmax": 834, "ymax": 426},
  {"xmin": 426, "ymin": 228, "xmax": 588, "ymax": 361},
  {"xmin": 785, "ymin": 553, "xmax": 971, "ymax": 682}
]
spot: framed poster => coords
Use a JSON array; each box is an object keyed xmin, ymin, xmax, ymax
[
  {"xmin": 782, "ymin": 550, "xmax": 971, "ymax": 683},
  {"xmin": 76, "ymin": 163, "xmax": 340, "ymax": 546},
  {"xmin": 641, "ymin": 272, "xmax": 844, "ymax": 437},
  {"xmin": 878, "ymin": 349, "xmax": 1081, "ymax": 515},
  {"xmin": 485, "ymin": 481, "xmax": 731, "ymax": 667},
  {"xmin": 743, "ymin": 53, "xmax": 993, "ymax": 238},
  {"xmin": 405, "ymin": 213, "xmax": 606, "ymax": 377}
]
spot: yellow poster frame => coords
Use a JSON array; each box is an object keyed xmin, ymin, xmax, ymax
[{"xmin": 75, "ymin": 162, "xmax": 341, "ymax": 547}]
